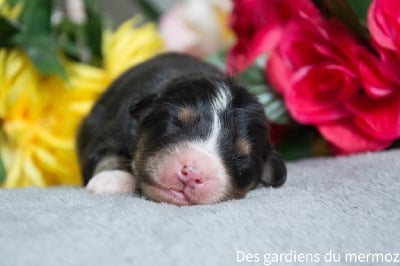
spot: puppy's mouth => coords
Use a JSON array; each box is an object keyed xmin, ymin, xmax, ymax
[{"xmin": 141, "ymin": 183, "xmax": 192, "ymax": 206}]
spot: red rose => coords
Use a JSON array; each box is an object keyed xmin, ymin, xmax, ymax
[
  {"xmin": 226, "ymin": 0, "xmax": 320, "ymax": 74},
  {"xmin": 317, "ymin": 119, "xmax": 392, "ymax": 155},
  {"xmin": 366, "ymin": 0, "xmax": 400, "ymax": 98},
  {"xmin": 267, "ymin": 18, "xmax": 362, "ymax": 122},
  {"xmin": 345, "ymin": 0, "xmax": 400, "ymax": 143},
  {"xmin": 228, "ymin": 0, "xmax": 400, "ymax": 154},
  {"xmin": 368, "ymin": 0, "xmax": 400, "ymax": 54},
  {"xmin": 267, "ymin": 17, "xmax": 395, "ymax": 154}
]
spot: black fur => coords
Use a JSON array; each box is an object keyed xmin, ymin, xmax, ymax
[{"xmin": 77, "ymin": 53, "xmax": 286, "ymax": 198}]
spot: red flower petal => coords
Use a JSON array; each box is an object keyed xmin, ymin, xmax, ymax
[
  {"xmin": 346, "ymin": 93, "xmax": 400, "ymax": 140},
  {"xmin": 358, "ymin": 48, "xmax": 397, "ymax": 99},
  {"xmin": 317, "ymin": 119, "xmax": 393, "ymax": 155},
  {"xmin": 227, "ymin": 0, "xmax": 321, "ymax": 73},
  {"xmin": 279, "ymin": 18, "xmax": 364, "ymax": 71},
  {"xmin": 285, "ymin": 64, "xmax": 358, "ymax": 124},
  {"xmin": 266, "ymin": 50, "xmax": 293, "ymax": 95},
  {"xmin": 368, "ymin": 0, "xmax": 393, "ymax": 50},
  {"xmin": 227, "ymin": 26, "xmax": 282, "ymax": 74},
  {"xmin": 368, "ymin": 0, "xmax": 400, "ymax": 52}
]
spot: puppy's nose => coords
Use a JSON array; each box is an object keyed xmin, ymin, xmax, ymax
[{"xmin": 178, "ymin": 164, "xmax": 204, "ymax": 189}]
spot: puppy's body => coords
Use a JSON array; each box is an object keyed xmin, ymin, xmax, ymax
[{"xmin": 78, "ymin": 53, "xmax": 286, "ymax": 205}]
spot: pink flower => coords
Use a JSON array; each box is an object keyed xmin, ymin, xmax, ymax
[
  {"xmin": 228, "ymin": 0, "xmax": 400, "ymax": 154},
  {"xmin": 268, "ymin": 18, "xmax": 362, "ymax": 122},
  {"xmin": 267, "ymin": 17, "xmax": 395, "ymax": 154},
  {"xmin": 366, "ymin": 0, "xmax": 400, "ymax": 98},
  {"xmin": 226, "ymin": 0, "xmax": 320, "ymax": 74},
  {"xmin": 368, "ymin": 0, "xmax": 400, "ymax": 54},
  {"xmin": 346, "ymin": 0, "xmax": 400, "ymax": 143}
]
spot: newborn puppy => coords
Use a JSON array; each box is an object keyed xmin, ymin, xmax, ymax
[{"xmin": 77, "ymin": 53, "xmax": 286, "ymax": 205}]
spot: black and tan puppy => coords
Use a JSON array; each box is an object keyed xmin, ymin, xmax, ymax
[{"xmin": 77, "ymin": 53, "xmax": 286, "ymax": 205}]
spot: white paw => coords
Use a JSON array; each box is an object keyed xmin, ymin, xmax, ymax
[{"xmin": 86, "ymin": 170, "xmax": 136, "ymax": 195}]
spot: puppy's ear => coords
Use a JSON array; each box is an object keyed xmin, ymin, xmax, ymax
[
  {"xmin": 261, "ymin": 152, "xmax": 287, "ymax": 187},
  {"xmin": 129, "ymin": 94, "xmax": 158, "ymax": 120}
]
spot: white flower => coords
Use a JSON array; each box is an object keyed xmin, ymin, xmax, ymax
[{"xmin": 159, "ymin": 0, "xmax": 234, "ymax": 57}]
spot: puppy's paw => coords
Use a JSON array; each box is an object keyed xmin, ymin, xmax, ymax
[{"xmin": 86, "ymin": 170, "xmax": 136, "ymax": 195}]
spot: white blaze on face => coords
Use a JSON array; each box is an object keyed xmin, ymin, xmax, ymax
[
  {"xmin": 191, "ymin": 82, "xmax": 232, "ymax": 201},
  {"xmin": 207, "ymin": 82, "xmax": 231, "ymax": 147}
]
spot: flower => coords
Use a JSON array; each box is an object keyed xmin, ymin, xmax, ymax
[
  {"xmin": 0, "ymin": 0, "xmax": 23, "ymax": 19},
  {"xmin": 1, "ymin": 49, "xmax": 80, "ymax": 187},
  {"xmin": 103, "ymin": 18, "xmax": 164, "ymax": 80},
  {"xmin": 267, "ymin": 16, "xmax": 397, "ymax": 154},
  {"xmin": 227, "ymin": 0, "xmax": 400, "ymax": 155},
  {"xmin": 267, "ymin": 17, "xmax": 395, "ymax": 154},
  {"xmin": 226, "ymin": 0, "xmax": 320, "ymax": 74},
  {"xmin": 159, "ymin": 0, "xmax": 234, "ymax": 57},
  {"xmin": 368, "ymin": 0, "xmax": 400, "ymax": 54},
  {"xmin": 267, "ymin": 18, "xmax": 362, "ymax": 124},
  {"xmin": 344, "ymin": 0, "xmax": 400, "ymax": 144},
  {"xmin": 65, "ymin": 0, "xmax": 87, "ymax": 25},
  {"xmin": 365, "ymin": 0, "xmax": 400, "ymax": 98},
  {"xmin": 0, "ymin": 18, "xmax": 163, "ymax": 187}
]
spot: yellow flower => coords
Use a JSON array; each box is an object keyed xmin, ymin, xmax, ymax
[
  {"xmin": 0, "ymin": 18, "xmax": 164, "ymax": 187},
  {"xmin": 0, "ymin": 0, "xmax": 23, "ymax": 19},
  {"xmin": 67, "ymin": 17, "xmax": 164, "ymax": 115},
  {"xmin": 104, "ymin": 17, "xmax": 165, "ymax": 80}
]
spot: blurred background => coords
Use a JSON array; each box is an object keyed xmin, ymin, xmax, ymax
[
  {"xmin": 97, "ymin": 0, "xmax": 174, "ymax": 24},
  {"xmin": 2, "ymin": 0, "xmax": 398, "ymax": 188}
]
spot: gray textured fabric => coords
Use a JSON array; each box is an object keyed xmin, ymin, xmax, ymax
[{"xmin": 1, "ymin": 150, "xmax": 399, "ymax": 266}]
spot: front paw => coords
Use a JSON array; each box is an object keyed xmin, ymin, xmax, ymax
[{"xmin": 86, "ymin": 170, "xmax": 136, "ymax": 194}]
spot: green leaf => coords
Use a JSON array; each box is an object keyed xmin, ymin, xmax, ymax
[
  {"xmin": 237, "ymin": 62, "xmax": 266, "ymax": 85},
  {"xmin": 19, "ymin": 0, "xmax": 52, "ymax": 36},
  {"xmin": 133, "ymin": 0, "xmax": 161, "ymax": 21},
  {"xmin": 59, "ymin": 37, "xmax": 85, "ymax": 61},
  {"xmin": 207, "ymin": 52, "xmax": 290, "ymax": 124},
  {"xmin": 4, "ymin": 0, "xmax": 20, "ymax": 8},
  {"xmin": 11, "ymin": 0, "xmax": 66, "ymax": 77},
  {"xmin": 15, "ymin": 35, "xmax": 67, "ymax": 79},
  {"xmin": 237, "ymin": 63, "xmax": 291, "ymax": 125},
  {"xmin": 206, "ymin": 51, "xmax": 227, "ymax": 71},
  {"xmin": 0, "ymin": 152, "xmax": 5, "ymax": 185},
  {"xmin": 0, "ymin": 16, "xmax": 21, "ymax": 47},
  {"xmin": 276, "ymin": 126, "xmax": 331, "ymax": 160},
  {"xmin": 84, "ymin": 0, "xmax": 103, "ymax": 64},
  {"xmin": 54, "ymin": 0, "xmax": 105, "ymax": 65},
  {"xmin": 54, "ymin": 19, "xmax": 85, "ymax": 62},
  {"xmin": 348, "ymin": 0, "xmax": 373, "ymax": 23},
  {"xmin": 277, "ymin": 133, "xmax": 314, "ymax": 160}
]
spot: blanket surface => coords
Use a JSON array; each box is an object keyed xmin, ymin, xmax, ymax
[{"xmin": 1, "ymin": 150, "xmax": 399, "ymax": 266}]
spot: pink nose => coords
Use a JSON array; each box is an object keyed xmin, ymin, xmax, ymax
[{"xmin": 178, "ymin": 165, "xmax": 204, "ymax": 188}]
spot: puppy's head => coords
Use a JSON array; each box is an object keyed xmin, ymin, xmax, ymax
[{"xmin": 130, "ymin": 76, "xmax": 286, "ymax": 205}]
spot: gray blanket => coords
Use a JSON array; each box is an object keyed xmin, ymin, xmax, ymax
[{"xmin": 1, "ymin": 150, "xmax": 399, "ymax": 266}]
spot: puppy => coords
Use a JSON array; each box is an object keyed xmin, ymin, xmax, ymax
[{"xmin": 77, "ymin": 53, "xmax": 286, "ymax": 205}]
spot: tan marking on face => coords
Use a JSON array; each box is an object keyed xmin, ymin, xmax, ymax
[
  {"xmin": 177, "ymin": 106, "xmax": 198, "ymax": 125},
  {"xmin": 235, "ymin": 138, "xmax": 251, "ymax": 156},
  {"xmin": 227, "ymin": 175, "xmax": 258, "ymax": 200}
]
